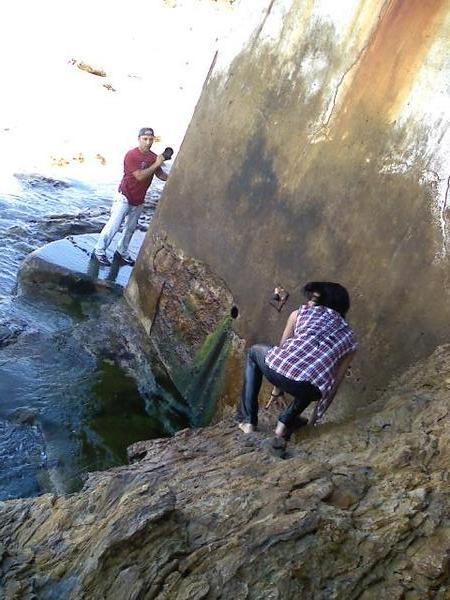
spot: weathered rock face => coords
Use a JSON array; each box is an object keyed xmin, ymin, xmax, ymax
[
  {"xmin": 127, "ymin": 0, "xmax": 450, "ymax": 418},
  {"xmin": 127, "ymin": 232, "xmax": 245, "ymax": 424},
  {"xmin": 0, "ymin": 346, "xmax": 449, "ymax": 599}
]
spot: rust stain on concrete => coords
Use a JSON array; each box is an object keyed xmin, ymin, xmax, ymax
[{"xmin": 339, "ymin": 0, "xmax": 446, "ymax": 124}]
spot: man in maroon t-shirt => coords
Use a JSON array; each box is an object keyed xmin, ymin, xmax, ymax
[{"xmin": 93, "ymin": 127, "xmax": 169, "ymax": 266}]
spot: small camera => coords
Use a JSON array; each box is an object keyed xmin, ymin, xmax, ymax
[
  {"xmin": 270, "ymin": 286, "xmax": 289, "ymax": 312},
  {"xmin": 163, "ymin": 147, "xmax": 174, "ymax": 160}
]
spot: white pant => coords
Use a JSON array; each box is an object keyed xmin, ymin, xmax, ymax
[{"xmin": 94, "ymin": 192, "xmax": 143, "ymax": 254}]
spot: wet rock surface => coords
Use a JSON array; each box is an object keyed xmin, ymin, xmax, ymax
[
  {"xmin": 0, "ymin": 346, "xmax": 448, "ymax": 599},
  {"xmin": 0, "ymin": 319, "xmax": 28, "ymax": 348},
  {"xmin": 27, "ymin": 209, "xmax": 110, "ymax": 242},
  {"xmin": 6, "ymin": 194, "xmax": 155, "ymax": 256},
  {"xmin": 0, "ymin": 419, "xmax": 48, "ymax": 501},
  {"xmin": 18, "ymin": 231, "xmax": 145, "ymax": 295}
]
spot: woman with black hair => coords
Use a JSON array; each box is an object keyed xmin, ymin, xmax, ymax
[{"xmin": 237, "ymin": 282, "xmax": 357, "ymax": 439}]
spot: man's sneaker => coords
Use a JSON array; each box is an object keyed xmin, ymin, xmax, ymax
[
  {"xmin": 93, "ymin": 251, "xmax": 111, "ymax": 266},
  {"xmin": 114, "ymin": 251, "xmax": 135, "ymax": 266}
]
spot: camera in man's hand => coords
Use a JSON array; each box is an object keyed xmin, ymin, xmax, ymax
[{"xmin": 162, "ymin": 147, "xmax": 174, "ymax": 161}]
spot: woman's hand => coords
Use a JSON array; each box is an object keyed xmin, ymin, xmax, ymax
[{"xmin": 265, "ymin": 387, "xmax": 285, "ymax": 409}]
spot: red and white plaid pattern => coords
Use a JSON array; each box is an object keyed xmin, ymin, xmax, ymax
[{"xmin": 265, "ymin": 304, "xmax": 357, "ymax": 400}]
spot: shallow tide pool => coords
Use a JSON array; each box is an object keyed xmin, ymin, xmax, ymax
[{"xmin": 0, "ymin": 172, "xmax": 185, "ymax": 500}]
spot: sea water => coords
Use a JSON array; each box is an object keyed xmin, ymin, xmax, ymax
[{"xmin": 0, "ymin": 170, "xmax": 190, "ymax": 500}]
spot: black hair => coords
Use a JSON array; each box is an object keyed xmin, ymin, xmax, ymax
[{"xmin": 303, "ymin": 281, "xmax": 350, "ymax": 318}]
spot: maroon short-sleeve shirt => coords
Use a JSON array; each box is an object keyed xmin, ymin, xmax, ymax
[{"xmin": 118, "ymin": 147, "xmax": 157, "ymax": 206}]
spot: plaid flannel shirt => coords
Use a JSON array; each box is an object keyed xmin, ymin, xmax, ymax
[{"xmin": 265, "ymin": 304, "xmax": 357, "ymax": 417}]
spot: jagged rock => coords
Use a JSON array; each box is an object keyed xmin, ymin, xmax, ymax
[
  {"xmin": 0, "ymin": 419, "xmax": 47, "ymax": 501},
  {"xmin": 14, "ymin": 173, "xmax": 71, "ymax": 190},
  {"xmin": 8, "ymin": 408, "xmax": 38, "ymax": 426},
  {"xmin": 28, "ymin": 210, "xmax": 110, "ymax": 242},
  {"xmin": 7, "ymin": 206, "xmax": 154, "ymax": 247},
  {"xmin": 75, "ymin": 61, "xmax": 107, "ymax": 77},
  {"xmin": 0, "ymin": 319, "xmax": 27, "ymax": 348},
  {"xmin": 0, "ymin": 346, "xmax": 448, "ymax": 598}
]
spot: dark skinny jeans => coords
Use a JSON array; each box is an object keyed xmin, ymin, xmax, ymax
[{"xmin": 237, "ymin": 344, "xmax": 321, "ymax": 428}]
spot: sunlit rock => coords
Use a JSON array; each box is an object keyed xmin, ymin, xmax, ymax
[
  {"xmin": 74, "ymin": 61, "xmax": 107, "ymax": 78},
  {"xmin": 0, "ymin": 346, "xmax": 448, "ymax": 598},
  {"xmin": 19, "ymin": 232, "xmax": 145, "ymax": 296}
]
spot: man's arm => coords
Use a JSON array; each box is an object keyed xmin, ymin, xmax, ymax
[
  {"xmin": 155, "ymin": 166, "xmax": 168, "ymax": 181},
  {"xmin": 308, "ymin": 351, "xmax": 356, "ymax": 425},
  {"xmin": 132, "ymin": 155, "xmax": 165, "ymax": 182}
]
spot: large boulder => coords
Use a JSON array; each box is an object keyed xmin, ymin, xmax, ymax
[{"xmin": 18, "ymin": 232, "xmax": 145, "ymax": 297}]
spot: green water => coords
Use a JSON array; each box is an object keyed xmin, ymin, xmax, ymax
[{"xmin": 89, "ymin": 360, "xmax": 171, "ymax": 463}]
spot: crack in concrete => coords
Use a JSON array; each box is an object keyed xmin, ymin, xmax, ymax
[
  {"xmin": 148, "ymin": 281, "xmax": 166, "ymax": 337},
  {"xmin": 438, "ymin": 174, "xmax": 450, "ymax": 256},
  {"xmin": 250, "ymin": 0, "xmax": 277, "ymax": 50},
  {"xmin": 311, "ymin": 0, "xmax": 391, "ymax": 141},
  {"xmin": 151, "ymin": 242, "xmax": 166, "ymax": 273}
]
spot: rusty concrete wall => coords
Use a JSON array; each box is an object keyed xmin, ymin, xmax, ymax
[{"xmin": 127, "ymin": 0, "xmax": 450, "ymax": 418}]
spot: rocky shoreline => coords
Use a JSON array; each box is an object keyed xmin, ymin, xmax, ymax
[{"xmin": 1, "ymin": 345, "xmax": 448, "ymax": 598}]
